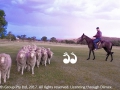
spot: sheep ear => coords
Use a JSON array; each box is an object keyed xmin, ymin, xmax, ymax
[{"xmin": 83, "ymin": 33, "xmax": 84, "ymax": 35}]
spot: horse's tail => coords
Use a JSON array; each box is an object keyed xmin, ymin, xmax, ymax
[{"xmin": 110, "ymin": 44, "xmax": 112, "ymax": 50}]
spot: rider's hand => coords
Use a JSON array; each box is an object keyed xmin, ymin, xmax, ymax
[{"xmin": 92, "ymin": 37, "xmax": 96, "ymax": 40}]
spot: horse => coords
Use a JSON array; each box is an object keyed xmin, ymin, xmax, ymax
[{"xmin": 77, "ymin": 33, "xmax": 114, "ymax": 62}]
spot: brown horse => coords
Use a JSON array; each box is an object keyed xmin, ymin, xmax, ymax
[{"xmin": 77, "ymin": 33, "xmax": 114, "ymax": 62}]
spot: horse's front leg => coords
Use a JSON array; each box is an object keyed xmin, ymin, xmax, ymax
[
  {"xmin": 87, "ymin": 50, "xmax": 91, "ymax": 60},
  {"xmin": 92, "ymin": 50, "xmax": 95, "ymax": 60}
]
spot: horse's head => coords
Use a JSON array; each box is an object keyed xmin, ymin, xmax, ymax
[{"xmin": 77, "ymin": 33, "xmax": 86, "ymax": 43}]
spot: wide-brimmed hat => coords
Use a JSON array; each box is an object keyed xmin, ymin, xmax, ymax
[{"xmin": 96, "ymin": 27, "xmax": 99, "ymax": 29}]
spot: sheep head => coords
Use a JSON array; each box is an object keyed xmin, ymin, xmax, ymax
[
  {"xmin": 41, "ymin": 49, "xmax": 47, "ymax": 55},
  {"xmin": 29, "ymin": 51, "xmax": 36, "ymax": 58},
  {"xmin": 19, "ymin": 51, "xmax": 26, "ymax": 59},
  {"xmin": 47, "ymin": 48, "xmax": 50, "ymax": 51},
  {"xmin": 0, "ymin": 57, "xmax": 5, "ymax": 64},
  {"xmin": 19, "ymin": 53, "xmax": 25, "ymax": 59}
]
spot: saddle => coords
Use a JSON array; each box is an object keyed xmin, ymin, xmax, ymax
[{"xmin": 92, "ymin": 39, "xmax": 103, "ymax": 49}]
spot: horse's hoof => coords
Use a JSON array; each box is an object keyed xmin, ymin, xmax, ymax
[
  {"xmin": 87, "ymin": 58, "xmax": 90, "ymax": 60},
  {"xmin": 93, "ymin": 58, "xmax": 95, "ymax": 60},
  {"xmin": 110, "ymin": 60, "xmax": 113, "ymax": 62}
]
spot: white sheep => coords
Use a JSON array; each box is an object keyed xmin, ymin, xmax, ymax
[
  {"xmin": 18, "ymin": 45, "xmax": 29, "ymax": 55},
  {"xmin": 25, "ymin": 45, "xmax": 31, "ymax": 51},
  {"xmin": 27, "ymin": 50, "xmax": 36, "ymax": 74},
  {"xmin": 41, "ymin": 48, "xmax": 48, "ymax": 66},
  {"xmin": 16, "ymin": 51, "xmax": 27, "ymax": 75},
  {"xmin": 46, "ymin": 48, "xmax": 54, "ymax": 64},
  {"xmin": 36, "ymin": 48, "xmax": 42, "ymax": 68},
  {"xmin": 30, "ymin": 44, "xmax": 37, "ymax": 51},
  {"xmin": 0, "ymin": 53, "xmax": 12, "ymax": 84}
]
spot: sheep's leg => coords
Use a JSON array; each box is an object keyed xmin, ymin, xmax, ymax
[
  {"xmin": 17, "ymin": 66, "xmax": 20, "ymax": 72},
  {"xmin": 25, "ymin": 64, "xmax": 27, "ymax": 69},
  {"xmin": 3, "ymin": 73, "xmax": 6, "ymax": 83},
  {"xmin": 40, "ymin": 60, "xmax": 42, "ymax": 65},
  {"xmin": 47, "ymin": 59, "xmax": 48, "ymax": 64},
  {"xmin": 21, "ymin": 67, "xmax": 24, "ymax": 75},
  {"xmin": 48, "ymin": 59, "xmax": 50, "ymax": 64},
  {"xmin": 44, "ymin": 60, "xmax": 46, "ymax": 66},
  {"xmin": 0, "ymin": 71, "xmax": 1, "ymax": 84},
  {"xmin": 36, "ymin": 60, "xmax": 38, "ymax": 67},
  {"xmin": 42, "ymin": 61, "xmax": 44, "ymax": 65},
  {"xmin": 39, "ymin": 59, "xmax": 41, "ymax": 66},
  {"xmin": 27, "ymin": 65, "xmax": 30, "ymax": 71},
  {"xmin": 36, "ymin": 60, "xmax": 39, "ymax": 68},
  {"xmin": 7, "ymin": 68, "xmax": 10, "ymax": 79},
  {"xmin": 31, "ymin": 66, "xmax": 34, "ymax": 74},
  {"xmin": 38, "ymin": 59, "xmax": 41, "ymax": 67}
]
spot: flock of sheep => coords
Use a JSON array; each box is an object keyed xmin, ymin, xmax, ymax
[{"xmin": 0, "ymin": 44, "xmax": 54, "ymax": 84}]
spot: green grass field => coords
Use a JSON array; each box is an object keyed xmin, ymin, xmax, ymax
[{"xmin": 0, "ymin": 42, "xmax": 120, "ymax": 90}]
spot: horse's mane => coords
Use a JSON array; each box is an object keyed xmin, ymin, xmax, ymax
[{"xmin": 84, "ymin": 34, "xmax": 92, "ymax": 40}]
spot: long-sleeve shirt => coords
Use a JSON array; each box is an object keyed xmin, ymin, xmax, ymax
[{"xmin": 93, "ymin": 30, "xmax": 102, "ymax": 39}]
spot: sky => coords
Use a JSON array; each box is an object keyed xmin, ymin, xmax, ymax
[{"xmin": 0, "ymin": 0, "xmax": 120, "ymax": 39}]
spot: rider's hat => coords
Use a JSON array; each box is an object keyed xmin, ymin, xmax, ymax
[{"xmin": 96, "ymin": 27, "xmax": 99, "ymax": 29}]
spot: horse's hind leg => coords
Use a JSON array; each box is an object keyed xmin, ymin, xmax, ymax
[
  {"xmin": 110, "ymin": 52, "xmax": 114, "ymax": 62},
  {"xmin": 103, "ymin": 47, "xmax": 109, "ymax": 61},
  {"xmin": 87, "ymin": 50, "xmax": 91, "ymax": 60},
  {"xmin": 105, "ymin": 53, "xmax": 109, "ymax": 61}
]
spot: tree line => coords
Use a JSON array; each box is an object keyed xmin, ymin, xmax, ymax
[{"xmin": 1, "ymin": 9, "xmax": 120, "ymax": 46}]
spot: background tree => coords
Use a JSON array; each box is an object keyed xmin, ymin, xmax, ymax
[
  {"xmin": 6, "ymin": 32, "xmax": 16, "ymax": 41},
  {"xmin": 21, "ymin": 34, "xmax": 26, "ymax": 41},
  {"xmin": 31, "ymin": 36, "xmax": 36, "ymax": 41},
  {"xmin": 17, "ymin": 35, "xmax": 21, "ymax": 39},
  {"xmin": 7, "ymin": 31, "xmax": 12, "ymax": 41},
  {"xmin": 27, "ymin": 37, "xmax": 32, "ymax": 42},
  {"xmin": 11, "ymin": 34, "xmax": 16, "ymax": 41},
  {"xmin": 41, "ymin": 36, "xmax": 47, "ymax": 41},
  {"xmin": 50, "ymin": 37, "xmax": 57, "ymax": 42},
  {"xmin": 111, "ymin": 40, "xmax": 120, "ymax": 46},
  {"xmin": 0, "ymin": 10, "xmax": 7, "ymax": 39}
]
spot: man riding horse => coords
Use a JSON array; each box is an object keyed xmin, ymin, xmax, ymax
[
  {"xmin": 77, "ymin": 27, "xmax": 114, "ymax": 62},
  {"xmin": 93, "ymin": 27, "xmax": 102, "ymax": 50}
]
